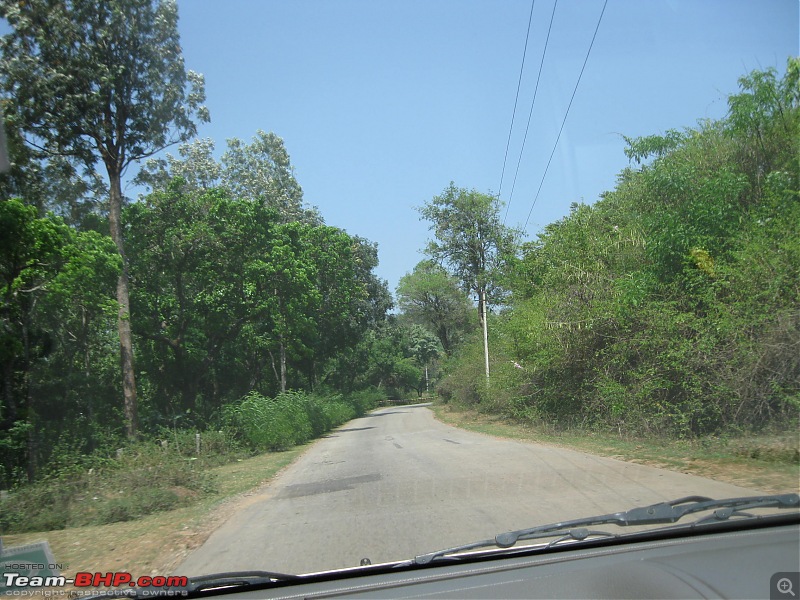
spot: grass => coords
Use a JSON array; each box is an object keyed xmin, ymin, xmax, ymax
[
  {"xmin": 1, "ymin": 446, "xmax": 307, "ymax": 582},
  {"xmin": 431, "ymin": 402, "xmax": 800, "ymax": 495}
]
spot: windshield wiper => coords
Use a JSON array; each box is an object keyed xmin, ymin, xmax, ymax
[
  {"xmin": 413, "ymin": 493, "xmax": 799, "ymax": 565},
  {"xmin": 89, "ymin": 570, "xmax": 302, "ymax": 598},
  {"xmin": 180, "ymin": 570, "xmax": 301, "ymax": 593}
]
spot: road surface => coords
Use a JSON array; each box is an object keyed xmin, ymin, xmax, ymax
[{"xmin": 176, "ymin": 404, "xmax": 759, "ymax": 576}]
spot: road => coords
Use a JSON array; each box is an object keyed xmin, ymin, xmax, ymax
[{"xmin": 176, "ymin": 404, "xmax": 759, "ymax": 576}]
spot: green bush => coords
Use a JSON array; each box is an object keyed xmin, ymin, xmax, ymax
[
  {"xmin": 0, "ymin": 437, "xmax": 217, "ymax": 534},
  {"xmin": 349, "ymin": 388, "xmax": 385, "ymax": 415},
  {"xmin": 224, "ymin": 389, "xmax": 379, "ymax": 452},
  {"xmin": 0, "ymin": 478, "xmax": 76, "ymax": 533},
  {"xmin": 324, "ymin": 401, "xmax": 356, "ymax": 427}
]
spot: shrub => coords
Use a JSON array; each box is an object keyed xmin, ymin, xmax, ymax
[
  {"xmin": 348, "ymin": 388, "xmax": 385, "ymax": 415},
  {"xmin": 97, "ymin": 487, "xmax": 180, "ymax": 524}
]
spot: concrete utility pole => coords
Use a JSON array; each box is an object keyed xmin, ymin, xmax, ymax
[{"xmin": 481, "ymin": 289, "xmax": 490, "ymax": 383}]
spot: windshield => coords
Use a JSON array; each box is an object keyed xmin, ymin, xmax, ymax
[{"xmin": 0, "ymin": 0, "xmax": 798, "ymax": 590}]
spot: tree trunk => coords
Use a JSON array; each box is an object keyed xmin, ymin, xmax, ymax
[
  {"xmin": 1, "ymin": 360, "xmax": 14, "ymax": 424},
  {"xmin": 21, "ymin": 301, "xmax": 36, "ymax": 481},
  {"xmin": 108, "ymin": 172, "xmax": 138, "ymax": 439},
  {"xmin": 279, "ymin": 337, "xmax": 287, "ymax": 393}
]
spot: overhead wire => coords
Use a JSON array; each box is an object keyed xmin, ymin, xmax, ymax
[
  {"xmin": 503, "ymin": 0, "xmax": 558, "ymax": 225},
  {"xmin": 523, "ymin": 0, "xmax": 608, "ymax": 231},
  {"xmin": 497, "ymin": 0, "xmax": 536, "ymax": 201}
]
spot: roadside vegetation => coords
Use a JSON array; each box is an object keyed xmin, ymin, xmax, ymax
[
  {"xmin": 410, "ymin": 59, "xmax": 799, "ymax": 451},
  {"xmin": 0, "ymin": 0, "xmax": 436, "ymax": 528},
  {"xmin": 1, "ymin": 448, "xmax": 306, "ymax": 584},
  {"xmin": 0, "ymin": 389, "xmax": 384, "ymax": 534},
  {"xmin": 432, "ymin": 403, "xmax": 799, "ymax": 494}
]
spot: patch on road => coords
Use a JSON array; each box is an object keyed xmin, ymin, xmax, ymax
[{"xmin": 276, "ymin": 473, "xmax": 382, "ymax": 499}]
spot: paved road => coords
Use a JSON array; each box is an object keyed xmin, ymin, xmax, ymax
[{"xmin": 176, "ymin": 404, "xmax": 759, "ymax": 576}]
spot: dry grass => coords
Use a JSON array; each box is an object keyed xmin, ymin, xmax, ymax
[
  {"xmin": 432, "ymin": 403, "xmax": 800, "ymax": 495},
  {"xmin": 2, "ymin": 446, "xmax": 307, "ymax": 584}
]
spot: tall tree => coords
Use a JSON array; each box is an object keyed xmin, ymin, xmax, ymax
[
  {"xmin": 418, "ymin": 183, "xmax": 519, "ymax": 379},
  {"xmin": 136, "ymin": 131, "xmax": 322, "ymax": 224},
  {"xmin": 0, "ymin": 0, "xmax": 209, "ymax": 438},
  {"xmin": 222, "ymin": 131, "xmax": 320, "ymax": 224},
  {"xmin": 396, "ymin": 260, "xmax": 474, "ymax": 354}
]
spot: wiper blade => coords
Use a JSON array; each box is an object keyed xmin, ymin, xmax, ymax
[
  {"xmin": 414, "ymin": 493, "xmax": 799, "ymax": 565},
  {"xmin": 89, "ymin": 570, "xmax": 301, "ymax": 599},
  {"xmin": 183, "ymin": 570, "xmax": 301, "ymax": 593}
]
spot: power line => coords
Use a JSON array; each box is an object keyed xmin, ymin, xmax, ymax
[
  {"xmin": 497, "ymin": 0, "xmax": 536, "ymax": 200},
  {"xmin": 523, "ymin": 0, "xmax": 608, "ymax": 231},
  {"xmin": 504, "ymin": 0, "xmax": 558, "ymax": 225}
]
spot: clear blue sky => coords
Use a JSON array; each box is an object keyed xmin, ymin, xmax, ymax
[{"xmin": 28, "ymin": 1, "xmax": 800, "ymax": 295}]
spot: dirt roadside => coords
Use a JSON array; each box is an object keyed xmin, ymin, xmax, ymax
[
  {"xmin": 1, "ymin": 447, "xmax": 306, "ymax": 592},
  {"xmin": 431, "ymin": 403, "xmax": 800, "ymax": 495}
]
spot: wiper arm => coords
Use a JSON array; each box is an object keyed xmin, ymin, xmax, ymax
[
  {"xmin": 414, "ymin": 493, "xmax": 799, "ymax": 565},
  {"xmin": 183, "ymin": 570, "xmax": 301, "ymax": 593},
  {"xmin": 89, "ymin": 570, "xmax": 301, "ymax": 599}
]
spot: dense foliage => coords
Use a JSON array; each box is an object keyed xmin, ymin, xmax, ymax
[
  {"xmin": 0, "ymin": 1, "xmax": 407, "ymax": 490},
  {"xmin": 0, "ymin": 0, "xmax": 211, "ymax": 439},
  {"xmin": 436, "ymin": 59, "xmax": 799, "ymax": 438},
  {"xmin": 0, "ymin": 167, "xmax": 399, "ymax": 487}
]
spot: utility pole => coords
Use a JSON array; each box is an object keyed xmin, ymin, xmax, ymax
[{"xmin": 480, "ymin": 288, "xmax": 490, "ymax": 383}]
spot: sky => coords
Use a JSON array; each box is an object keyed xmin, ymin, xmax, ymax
[{"xmin": 13, "ymin": 1, "xmax": 800, "ymax": 296}]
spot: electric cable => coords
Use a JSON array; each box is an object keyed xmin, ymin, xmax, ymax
[
  {"xmin": 504, "ymin": 0, "xmax": 558, "ymax": 224},
  {"xmin": 523, "ymin": 0, "xmax": 608, "ymax": 230},
  {"xmin": 498, "ymin": 0, "xmax": 536, "ymax": 201}
]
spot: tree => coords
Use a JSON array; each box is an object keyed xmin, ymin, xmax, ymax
[
  {"xmin": 0, "ymin": 0, "xmax": 209, "ymax": 438},
  {"xmin": 126, "ymin": 183, "xmax": 268, "ymax": 422},
  {"xmin": 136, "ymin": 131, "xmax": 322, "ymax": 224},
  {"xmin": 418, "ymin": 183, "xmax": 519, "ymax": 379},
  {"xmin": 0, "ymin": 200, "xmax": 120, "ymax": 484},
  {"xmin": 0, "ymin": 105, "xmax": 107, "ymax": 230},
  {"xmin": 134, "ymin": 137, "xmax": 221, "ymax": 193},
  {"xmin": 222, "ymin": 131, "xmax": 321, "ymax": 224},
  {"xmin": 396, "ymin": 260, "xmax": 474, "ymax": 354},
  {"xmin": 405, "ymin": 324, "xmax": 441, "ymax": 396}
]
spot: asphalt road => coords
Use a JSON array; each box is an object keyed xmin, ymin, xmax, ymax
[{"xmin": 176, "ymin": 404, "xmax": 759, "ymax": 576}]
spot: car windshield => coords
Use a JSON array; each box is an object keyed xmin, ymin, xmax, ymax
[{"xmin": 0, "ymin": 0, "xmax": 798, "ymax": 591}]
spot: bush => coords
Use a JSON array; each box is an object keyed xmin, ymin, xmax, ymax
[
  {"xmin": 0, "ymin": 437, "xmax": 217, "ymax": 534},
  {"xmin": 349, "ymin": 388, "xmax": 385, "ymax": 415},
  {"xmin": 323, "ymin": 401, "xmax": 356, "ymax": 427},
  {"xmin": 98, "ymin": 487, "xmax": 180, "ymax": 524},
  {"xmin": 224, "ymin": 389, "xmax": 379, "ymax": 453}
]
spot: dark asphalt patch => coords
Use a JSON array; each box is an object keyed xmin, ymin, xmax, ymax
[{"xmin": 276, "ymin": 473, "xmax": 382, "ymax": 499}]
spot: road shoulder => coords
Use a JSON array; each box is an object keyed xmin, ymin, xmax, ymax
[{"xmin": 430, "ymin": 402, "xmax": 799, "ymax": 494}]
